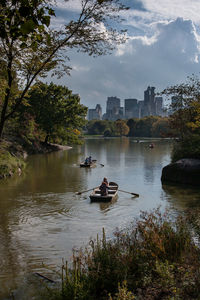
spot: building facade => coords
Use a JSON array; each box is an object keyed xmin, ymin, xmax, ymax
[
  {"xmin": 124, "ymin": 98, "xmax": 139, "ymax": 119},
  {"xmin": 88, "ymin": 104, "xmax": 102, "ymax": 120}
]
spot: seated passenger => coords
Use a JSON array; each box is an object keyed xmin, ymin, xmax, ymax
[
  {"xmin": 99, "ymin": 177, "xmax": 109, "ymax": 196},
  {"xmin": 85, "ymin": 157, "xmax": 89, "ymax": 165}
]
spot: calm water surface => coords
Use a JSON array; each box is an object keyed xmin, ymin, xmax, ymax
[{"xmin": 1, "ymin": 138, "xmax": 200, "ymax": 299}]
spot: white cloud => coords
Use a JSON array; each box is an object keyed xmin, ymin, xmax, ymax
[
  {"xmin": 55, "ymin": 0, "xmax": 81, "ymax": 12},
  {"xmin": 55, "ymin": 18, "xmax": 200, "ymax": 111},
  {"xmin": 141, "ymin": 0, "xmax": 200, "ymax": 24},
  {"xmin": 48, "ymin": 1, "xmax": 200, "ymax": 112}
]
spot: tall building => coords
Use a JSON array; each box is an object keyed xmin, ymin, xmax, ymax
[
  {"xmin": 143, "ymin": 86, "xmax": 156, "ymax": 117},
  {"xmin": 88, "ymin": 104, "xmax": 102, "ymax": 120},
  {"xmin": 103, "ymin": 96, "xmax": 121, "ymax": 120},
  {"xmin": 155, "ymin": 97, "xmax": 163, "ymax": 116},
  {"xmin": 124, "ymin": 98, "xmax": 139, "ymax": 119}
]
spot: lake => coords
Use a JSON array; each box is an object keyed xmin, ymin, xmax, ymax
[{"xmin": 0, "ymin": 138, "xmax": 200, "ymax": 299}]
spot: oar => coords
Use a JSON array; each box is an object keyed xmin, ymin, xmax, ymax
[
  {"xmin": 118, "ymin": 189, "xmax": 139, "ymax": 197},
  {"xmin": 92, "ymin": 160, "xmax": 104, "ymax": 167},
  {"xmin": 76, "ymin": 186, "xmax": 99, "ymax": 195}
]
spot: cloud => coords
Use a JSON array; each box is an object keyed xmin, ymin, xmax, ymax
[
  {"xmin": 52, "ymin": 17, "xmax": 200, "ymax": 112},
  {"xmin": 48, "ymin": 2, "xmax": 200, "ymax": 112},
  {"xmin": 141, "ymin": 0, "xmax": 200, "ymax": 24}
]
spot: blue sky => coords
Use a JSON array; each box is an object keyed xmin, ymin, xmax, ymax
[{"xmin": 49, "ymin": 0, "xmax": 200, "ymax": 112}]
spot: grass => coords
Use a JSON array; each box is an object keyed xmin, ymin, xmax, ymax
[
  {"xmin": 0, "ymin": 140, "xmax": 26, "ymax": 178},
  {"xmin": 41, "ymin": 208, "xmax": 200, "ymax": 300}
]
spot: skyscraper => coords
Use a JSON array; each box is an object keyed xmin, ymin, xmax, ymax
[
  {"xmin": 104, "ymin": 96, "xmax": 121, "ymax": 120},
  {"xmin": 124, "ymin": 98, "xmax": 139, "ymax": 118}
]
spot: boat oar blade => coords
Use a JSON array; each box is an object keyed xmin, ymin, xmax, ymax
[
  {"xmin": 131, "ymin": 192, "xmax": 139, "ymax": 197},
  {"xmin": 75, "ymin": 191, "xmax": 82, "ymax": 195},
  {"xmin": 118, "ymin": 189, "xmax": 139, "ymax": 197}
]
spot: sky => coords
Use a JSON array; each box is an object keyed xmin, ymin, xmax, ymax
[{"xmin": 49, "ymin": 0, "xmax": 200, "ymax": 113}]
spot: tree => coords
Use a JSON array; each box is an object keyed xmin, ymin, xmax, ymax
[
  {"xmin": 134, "ymin": 116, "xmax": 158, "ymax": 137},
  {"xmin": 115, "ymin": 119, "xmax": 129, "ymax": 136},
  {"xmin": 0, "ymin": 0, "xmax": 128, "ymax": 138},
  {"xmin": 27, "ymin": 82, "xmax": 87, "ymax": 143},
  {"xmin": 86, "ymin": 120, "xmax": 109, "ymax": 135},
  {"xmin": 127, "ymin": 118, "xmax": 137, "ymax": 136},
  {"xmin": 162, "ymin": 76, "xmax": 200, "ymax": 138},
  {"xmin": 151, "ymin": 117, "xmax": 171, "ymax": 137},
  {"xmin": 162, "ymin": 76, "xmax": 200, "ymax": 160}
]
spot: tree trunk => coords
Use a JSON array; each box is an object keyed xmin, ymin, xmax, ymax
[
  {"xmin": 0, "ymin": 88, "xmax": 11, "ymax": 139},
  {"xmin": 44, "ymin": 134, "xmax": 49, "ymax": 144}
]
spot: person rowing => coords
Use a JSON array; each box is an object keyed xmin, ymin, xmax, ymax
[{"xmin": 99, "ymin": 177, "xmax": 109, "ymax": 196}]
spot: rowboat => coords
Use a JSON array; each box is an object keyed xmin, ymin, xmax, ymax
[
  {"xmin": 149, "ymin": 143, "xmax": 155, "ymax": 148},
  {"xmin": 90, "ymin": 182, "xmax": 118, "ymax": 202},
  {"xmin": 80, "ymin": 159, "xmax": 97, "ymax": 168}
]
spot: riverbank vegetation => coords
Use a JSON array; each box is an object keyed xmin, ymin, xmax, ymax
[
  {"xmin": 162, "ymin": 76, "xmax": 200, "ymax": 162},
  {"xmin": 0, "ymin": 80, "xmax": 87, "ymax": 178},
  {"xmin": 41, "ymin": 209, "xmax": 200, "ymax": 300},
  {"xmin": 0, "ymin": 0, "xmax": 128, "ymax": 178},
  {"xmin": 86, "ymin": 116, "xmax": 171, "ymax": 138}
]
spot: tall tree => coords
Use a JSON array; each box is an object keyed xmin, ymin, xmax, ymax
[
  {"xmin": 0, "ymin": 0, "xmax": 128, "ymax": 138},
  {"xmin": 27, "ymin": 82, "xmax": 87, "ymax": 143}
]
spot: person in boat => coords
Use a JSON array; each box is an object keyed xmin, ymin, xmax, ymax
[
  {"xmin": 88, "ymin": 156, "xmax": 92, "ymax": 164},
  {"xmin": 84, "ymin": 157, "xmax": 89, "ymax": 165},
  {"xmin": 99, "ymin": 177, "xmax": 109, "ymax": 196}
]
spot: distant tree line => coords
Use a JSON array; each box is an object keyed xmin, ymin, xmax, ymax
[{"xmin": 86, "ymin": 116, "xmax": 171, "ymax": 138}]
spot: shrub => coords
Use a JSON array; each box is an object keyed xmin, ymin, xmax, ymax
[
  {"xmin": 172, "ymin": 134, "xmax": 200, "ymax": 162},
  {"xmin": 43, "ymin": 209, "xmax": 200, "ymax": 300}
]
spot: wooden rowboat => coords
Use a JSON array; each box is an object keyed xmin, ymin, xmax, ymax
[
  {"xmin": 90, "ymin": 182, "xmax": 118, "ymax": 202},
  {"xmin": 80, "ymin": 159, "xmax": 97, "ymax": 168}
]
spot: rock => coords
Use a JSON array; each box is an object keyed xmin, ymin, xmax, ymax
[{"xmin": 161, "ymin": 158, "xmax": 200, "ymax": 186}]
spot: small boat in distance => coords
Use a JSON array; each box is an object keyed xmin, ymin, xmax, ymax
[
  {"xmin": 149, "ymin": 143, "xmax": 155, "ymax": 148},
  {"xmin": 80, "ymin": 159, "xmax": 97, "ymax": 168},
  {"xmin": 90, "ymin": 182, "xmax": 118, "ymax": 202}
]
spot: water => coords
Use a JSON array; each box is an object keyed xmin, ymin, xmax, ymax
[{"xmin": 0, "ymin": 138, "xmax": 200, "ymax": 299}]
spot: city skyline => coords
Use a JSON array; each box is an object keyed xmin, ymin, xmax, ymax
[
  {"xmin": 49, "ymin": 1, "xmax": 200, "ymax": 111},
  {"xmin": 88, "ymin": 86, "xmax": 166, "ymax": 120}
]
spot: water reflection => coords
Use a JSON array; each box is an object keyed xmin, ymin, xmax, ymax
[
  {"xmin": 162, "ymin": 184, "xmax": 200, "ymax": 210},
  {"xmin": 0, "ymin": 137, "xmax": 198, "ymax": 299}
]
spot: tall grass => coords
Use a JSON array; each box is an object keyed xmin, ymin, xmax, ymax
[{"xmin": 43, "ymin": 209, "xmax": 200, "ymax": 300}]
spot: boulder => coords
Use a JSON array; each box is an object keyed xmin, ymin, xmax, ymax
[{"xmin": 161, "ymin": 158, "xmax": 200, "ymax": 186}]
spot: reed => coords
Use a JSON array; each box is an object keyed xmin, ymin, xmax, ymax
[{"xmin": 43, "ymin": 208, "xmax": 200, "ymax": 300}]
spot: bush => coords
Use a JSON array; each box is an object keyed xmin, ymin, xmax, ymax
[
  {"xmin": 43, "ymin": 209, "xmax": 200, "ymax": 300},
  {"xmin": 172, "ymin": 134, "xmax": 200, "ymax": 162}
]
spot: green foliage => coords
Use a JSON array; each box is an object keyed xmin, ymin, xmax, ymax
[
  {"xmin": 151, "ymin": 117, "xmax": 171, "ymax": 137},
  {"xmin": 0, "ymin": 0, "xmax": 128, "ymax": 138},
  {"xmin": 86, "ymin": 120, "xmax": 108, "ymax": 135},
  {"xmin": 43, "ymin": 209, "xmax": 200, "ymax": 300},
  {"xmin": 86, "ymin": 120, "xmax": 116, "ymax": 136},
  {"xmin": 86, "ymin": 117, "xmax": 171, "ymax": 138},
  {"xmin": 0, "ymin": 143, "xmax": 25, "ymax": 178},
  {"xmin": 162, "ymin": 75, "xmax": 200, "ymax": 139},
  {"xmin": 172, "ymin": 134, "xmax": 200, "ymax": 162},
  {"xmin": 162, "ymin": 75, "xmax": 200, "ymax": 160},
  {"xmin": 127, "ymin": 116, "xmax": 171, "ymax": 138},
  {"xmin": 26, "ymin": 82, "xmax": 87, "ymax": 144}
]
